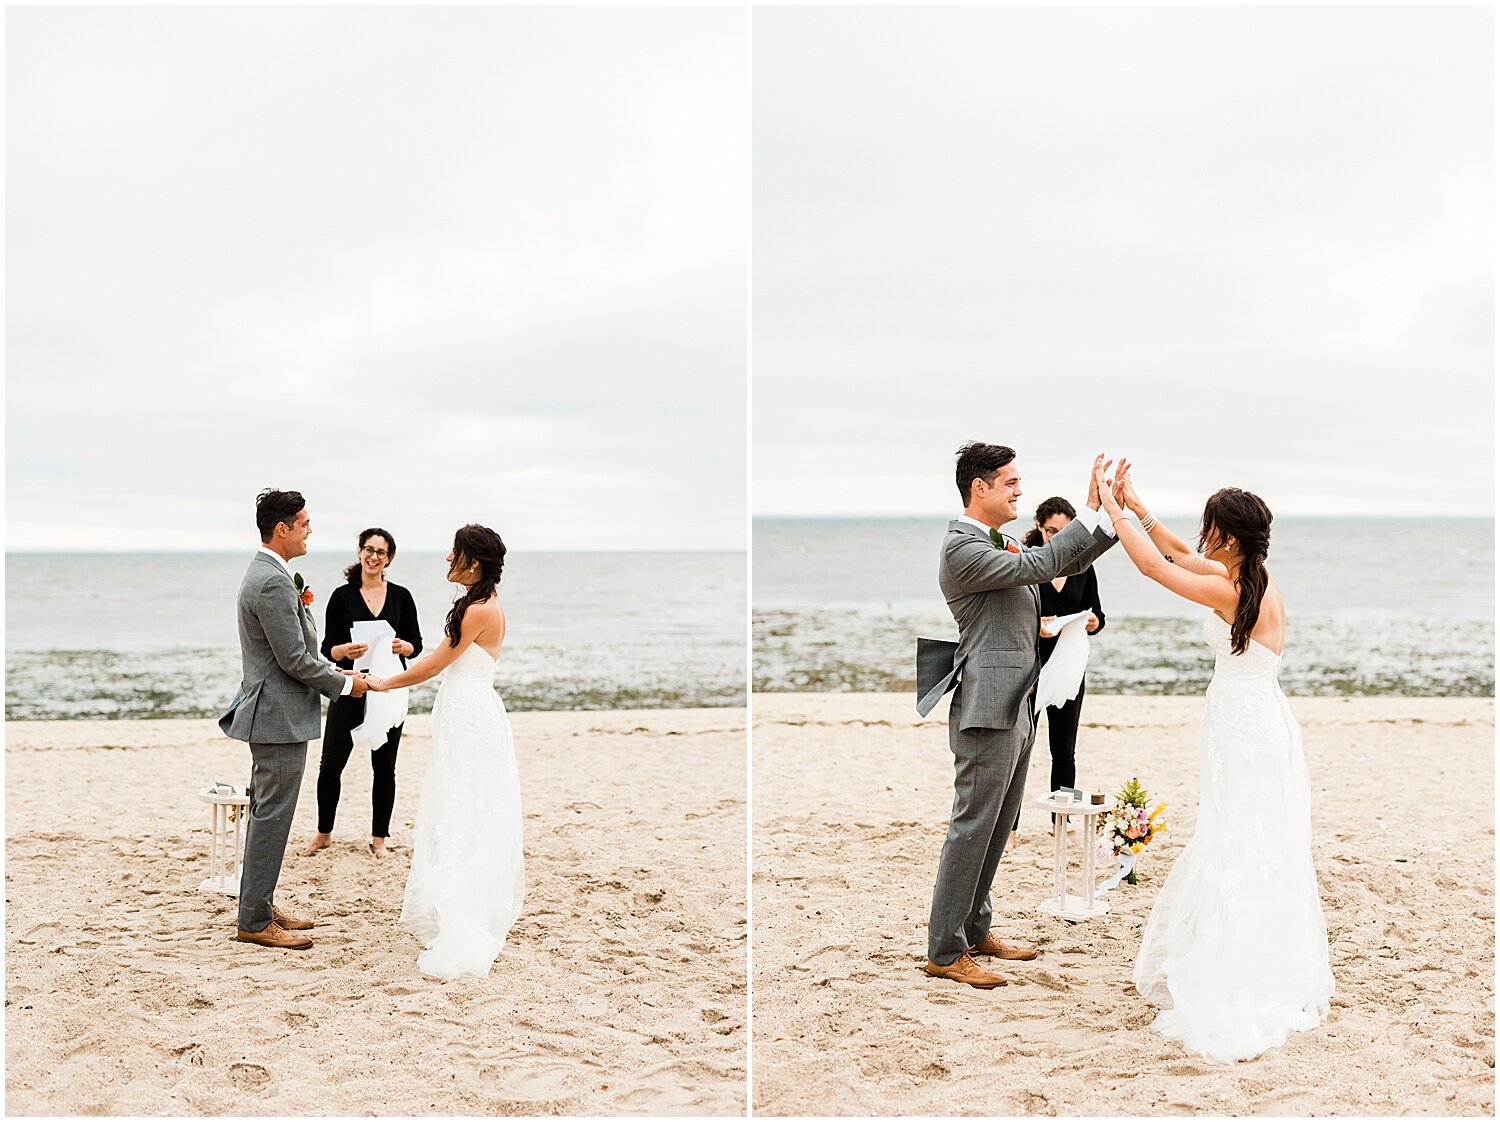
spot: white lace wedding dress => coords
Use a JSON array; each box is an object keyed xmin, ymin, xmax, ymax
[
  {"xmin": 400, "ymin": 643, "xmax": 525, "ymax": 980},
  {"xmin": 1132, "ymin": 613, "xmax": 1334, "ymax": 1062}
]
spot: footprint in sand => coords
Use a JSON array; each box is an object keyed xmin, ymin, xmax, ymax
[
  {"xmin": 171, "ymin": 1043, "xmax": 205, "ymax": 1067},
  {"xmin": 229, "ymin": 1063, "xmax": 271, "ymax": 1092},
  {"xmin": 1159, "ymin": 1059, "xmax": 1218, "ymax": 1077},
  {"xmin": 17, "ymin": 922, "xmax": 64, "ymax": 946},
  {"xmin": 1021, "ymin": 969, "xmax": 1072, "ymax": 992}
]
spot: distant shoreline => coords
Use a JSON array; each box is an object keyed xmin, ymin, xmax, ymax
[
  {"xmin": 750, "ymin": 513, "xmax": 1496, "ymax": 522},
  {"xmin": 3, "ymin": 547, "xmax": 749, "ymax": 556}
]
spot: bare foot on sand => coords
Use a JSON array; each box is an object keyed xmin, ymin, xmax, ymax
[
  {"xmin": 301, "ymin": 832, "xmax": 332, "ymax": 856},
  {"xmin": 369, "ymin": 838, "xmax": 390, "ymax": 860}
]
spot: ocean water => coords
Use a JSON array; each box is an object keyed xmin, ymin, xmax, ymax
[
  {"xmin": 6, "ymin": 551, "xmax": 746, "ymax": 720},
  {"xmin": 753, "ymin": 517, "xmax": 1495, "ymax": 697}
]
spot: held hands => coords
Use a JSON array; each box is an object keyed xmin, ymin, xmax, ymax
[{"xmin": 339, "ymin": 669, "xmax": 388, "ymax": 693}]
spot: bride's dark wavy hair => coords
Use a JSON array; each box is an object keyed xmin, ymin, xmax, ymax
[
  {"xmin": 1199, "ymin": 488, "xmax": 1273, "ymax": 656},
  {"xmin": 343, "ymin": 527, "xmax": 396, "ymax": 585},
  {"xmin": 444, "ymin": 523, "xmax": 507, "ymax": 646}
]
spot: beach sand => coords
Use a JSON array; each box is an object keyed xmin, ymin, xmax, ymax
[
  {"xmin": 5, "ymin": 708, "xmax": 746, "ymax": 1116},
  {"xmin": 751, "ymin": 693, "xmax": 1494, "ymax": 1116}
]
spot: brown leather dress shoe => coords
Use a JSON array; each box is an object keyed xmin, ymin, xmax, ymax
[
  {"xmin": 273, "ymin": 906, "xmax": 314, "ymax": 931},
  {"xmin": 923, "ymin": 952, "xmax": 1008, "ymax": 989},
  {"xmin": 970, "ymin": 932, "xmax": 1038, "ymax": 960},
  {"xmin": 236, "ymin": 921, "xmax": 312, "ymax": 950}
]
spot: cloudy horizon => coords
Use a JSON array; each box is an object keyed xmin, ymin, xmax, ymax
[
  {"xmin": 7, "ymin": 7, "xmax": 748, "ymax": 553},
  {"xmin": 752, "ymin": 6, "xmax": 1494, "ymax": 519}
]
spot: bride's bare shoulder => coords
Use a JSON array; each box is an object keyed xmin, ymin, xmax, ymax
[
  {"xmin": 1263, "ymin": 577, "xmax": 1286, "ymax": 613},
  {"xmin": 472, "ymin": 595, "xmax": 505, "ymax": 625}
]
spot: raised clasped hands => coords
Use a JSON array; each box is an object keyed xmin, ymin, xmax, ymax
[
  {"xmin": 1112, "ymin": 457, "xmax": 1142, "ymax": 514},
  {"xmin": 1095, "ymin": 458, "xmax": 1125, "ymax": 521},
  {"xmin": 1085, "ymin": 453, "xmax": 1114, "ymax": 511}
]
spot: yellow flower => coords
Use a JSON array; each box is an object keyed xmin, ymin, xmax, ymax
[
  {"xmin": 1130, "ymin": 842, "xmax": 1144, "ymax": 854},
  {"xmin": 1148, "ymin": 803, "xmax": 1167, "ymax": 821}
]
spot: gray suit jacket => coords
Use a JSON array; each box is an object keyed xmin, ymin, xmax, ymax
[
  {"xmin": 918, "ymin": 517, "xmax": 1116, "ymax": 731},
  {"xmin": 219, "ymin": 552, "xmax": 348, "ymax": 744}
]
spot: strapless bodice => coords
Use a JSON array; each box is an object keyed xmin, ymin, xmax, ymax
[
  {"xmin": 1203, "ymin": 613, "xmax": 1282, "ymax": 682},
  {"xmin": 441, "ymin": 643, "xmax": 498, "ymax": 688}
]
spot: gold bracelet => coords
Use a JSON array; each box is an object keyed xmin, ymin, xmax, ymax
[{"xmin": 1111, "ymin": 516, "xmax": 1131, "ymax": 528}]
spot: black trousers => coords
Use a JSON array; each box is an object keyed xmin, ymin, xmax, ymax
[
  {"xmin": 315, "ymin": 696, "xmax": 403, "ymax": 838},
  {"xmin": 1015, "ymin": 677, "xmax": 1085, "ymax": 831}
]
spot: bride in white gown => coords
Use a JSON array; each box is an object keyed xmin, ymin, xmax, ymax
[
  {"xmin": 1097, "ymin": 461, "xmax": 1333, "ymax": 1063},
  {"xmin": 364, "ymin": 524, "xmax": 524, "ymax": 981}
]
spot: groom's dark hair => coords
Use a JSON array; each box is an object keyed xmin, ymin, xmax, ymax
[
  {"xmin": 256, "ymin": 489, "xmax": 306, "ymax": 542},
  {"xmin": 955, "ymin": 442, "xmax": 1016, "ymax": 505}
]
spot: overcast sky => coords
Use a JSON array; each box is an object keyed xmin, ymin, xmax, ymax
[
  {"xmin": 753, "ymin": 7, "xmax": 1493, "ymax": 519},
  {"xmin": 7, "ymin": 7, "xmax": 747, "ymax": 551}
]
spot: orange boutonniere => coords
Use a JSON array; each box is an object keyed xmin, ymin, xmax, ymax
[
  {"xmin": 988, "ymin": 528, "xmax": 1021, "ymax": 553},
  {"xmin": 293, "ymin": 573, "xmax": 314, "ymax": 607}
]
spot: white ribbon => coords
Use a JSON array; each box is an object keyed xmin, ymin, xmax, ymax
[{"xmin": 1094, "ymin": 851, "xmax": 1137, "ymax": 896}]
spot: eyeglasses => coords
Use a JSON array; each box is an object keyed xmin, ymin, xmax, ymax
[{"xmin": 359, "ymin": 546, "xmax": 390, "ymax": 559}]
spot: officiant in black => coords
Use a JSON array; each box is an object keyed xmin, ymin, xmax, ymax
[
  {"xmin": 1012, "ymin": 496, "xmax": 1107, "ymax": 842},
  {"xmin": 302, "ymin": 528, "xmax": 423, "ymax": 860}
]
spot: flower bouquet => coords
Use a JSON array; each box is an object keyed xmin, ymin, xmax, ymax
[{"xmin": 1094, "ymin": 777, "xmax": 1167, "ymax": 893}]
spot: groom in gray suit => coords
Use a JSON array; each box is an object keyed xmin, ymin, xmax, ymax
[
  {"xmin": 219, "ymin": 489, "xmax": 367, "ymax": 950},
  {"xmin": 919, "ymin": 444, "xmax": 1117, "ymax": 988}
]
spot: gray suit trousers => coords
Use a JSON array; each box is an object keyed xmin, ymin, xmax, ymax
[
  {"xmin": 238, "ymin": 740, "xmax": 308, "ymax": 932},
  {"xmin": 927, "ymin": 686, "xmax": 1037, "ymax": 965}
]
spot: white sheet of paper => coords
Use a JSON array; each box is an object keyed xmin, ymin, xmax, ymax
[
  {"xmin": 1034, "ymin": 613, "xmax": 1091, "ymax": 709},
  {"xmin": 347, "ymin": 619, "xmax": 409, "ymax": 751},
  {"xmin": 1040, "ymin": 609, "xmax": 1092, "ymax": 637},
  {"xmin": 350, "ymin": 620, "xmax": 396, "ymax": 671}
]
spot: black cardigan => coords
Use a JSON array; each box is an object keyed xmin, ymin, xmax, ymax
[
  {"xmin": 1037, "ymin": 565, "xmax": 1106, "ymax": 668},
  {"xmin": 321, "ymin": 581, "xmax": 423, "ymax": 715}
]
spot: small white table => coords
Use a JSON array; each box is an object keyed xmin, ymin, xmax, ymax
[
  {"xmin": 1035, "ymin": 795, "xmax": 1110, "ymax": 922},
  {"xmin": 198, "ymin": 784, "xmax": 250, "ymax": 895}
]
